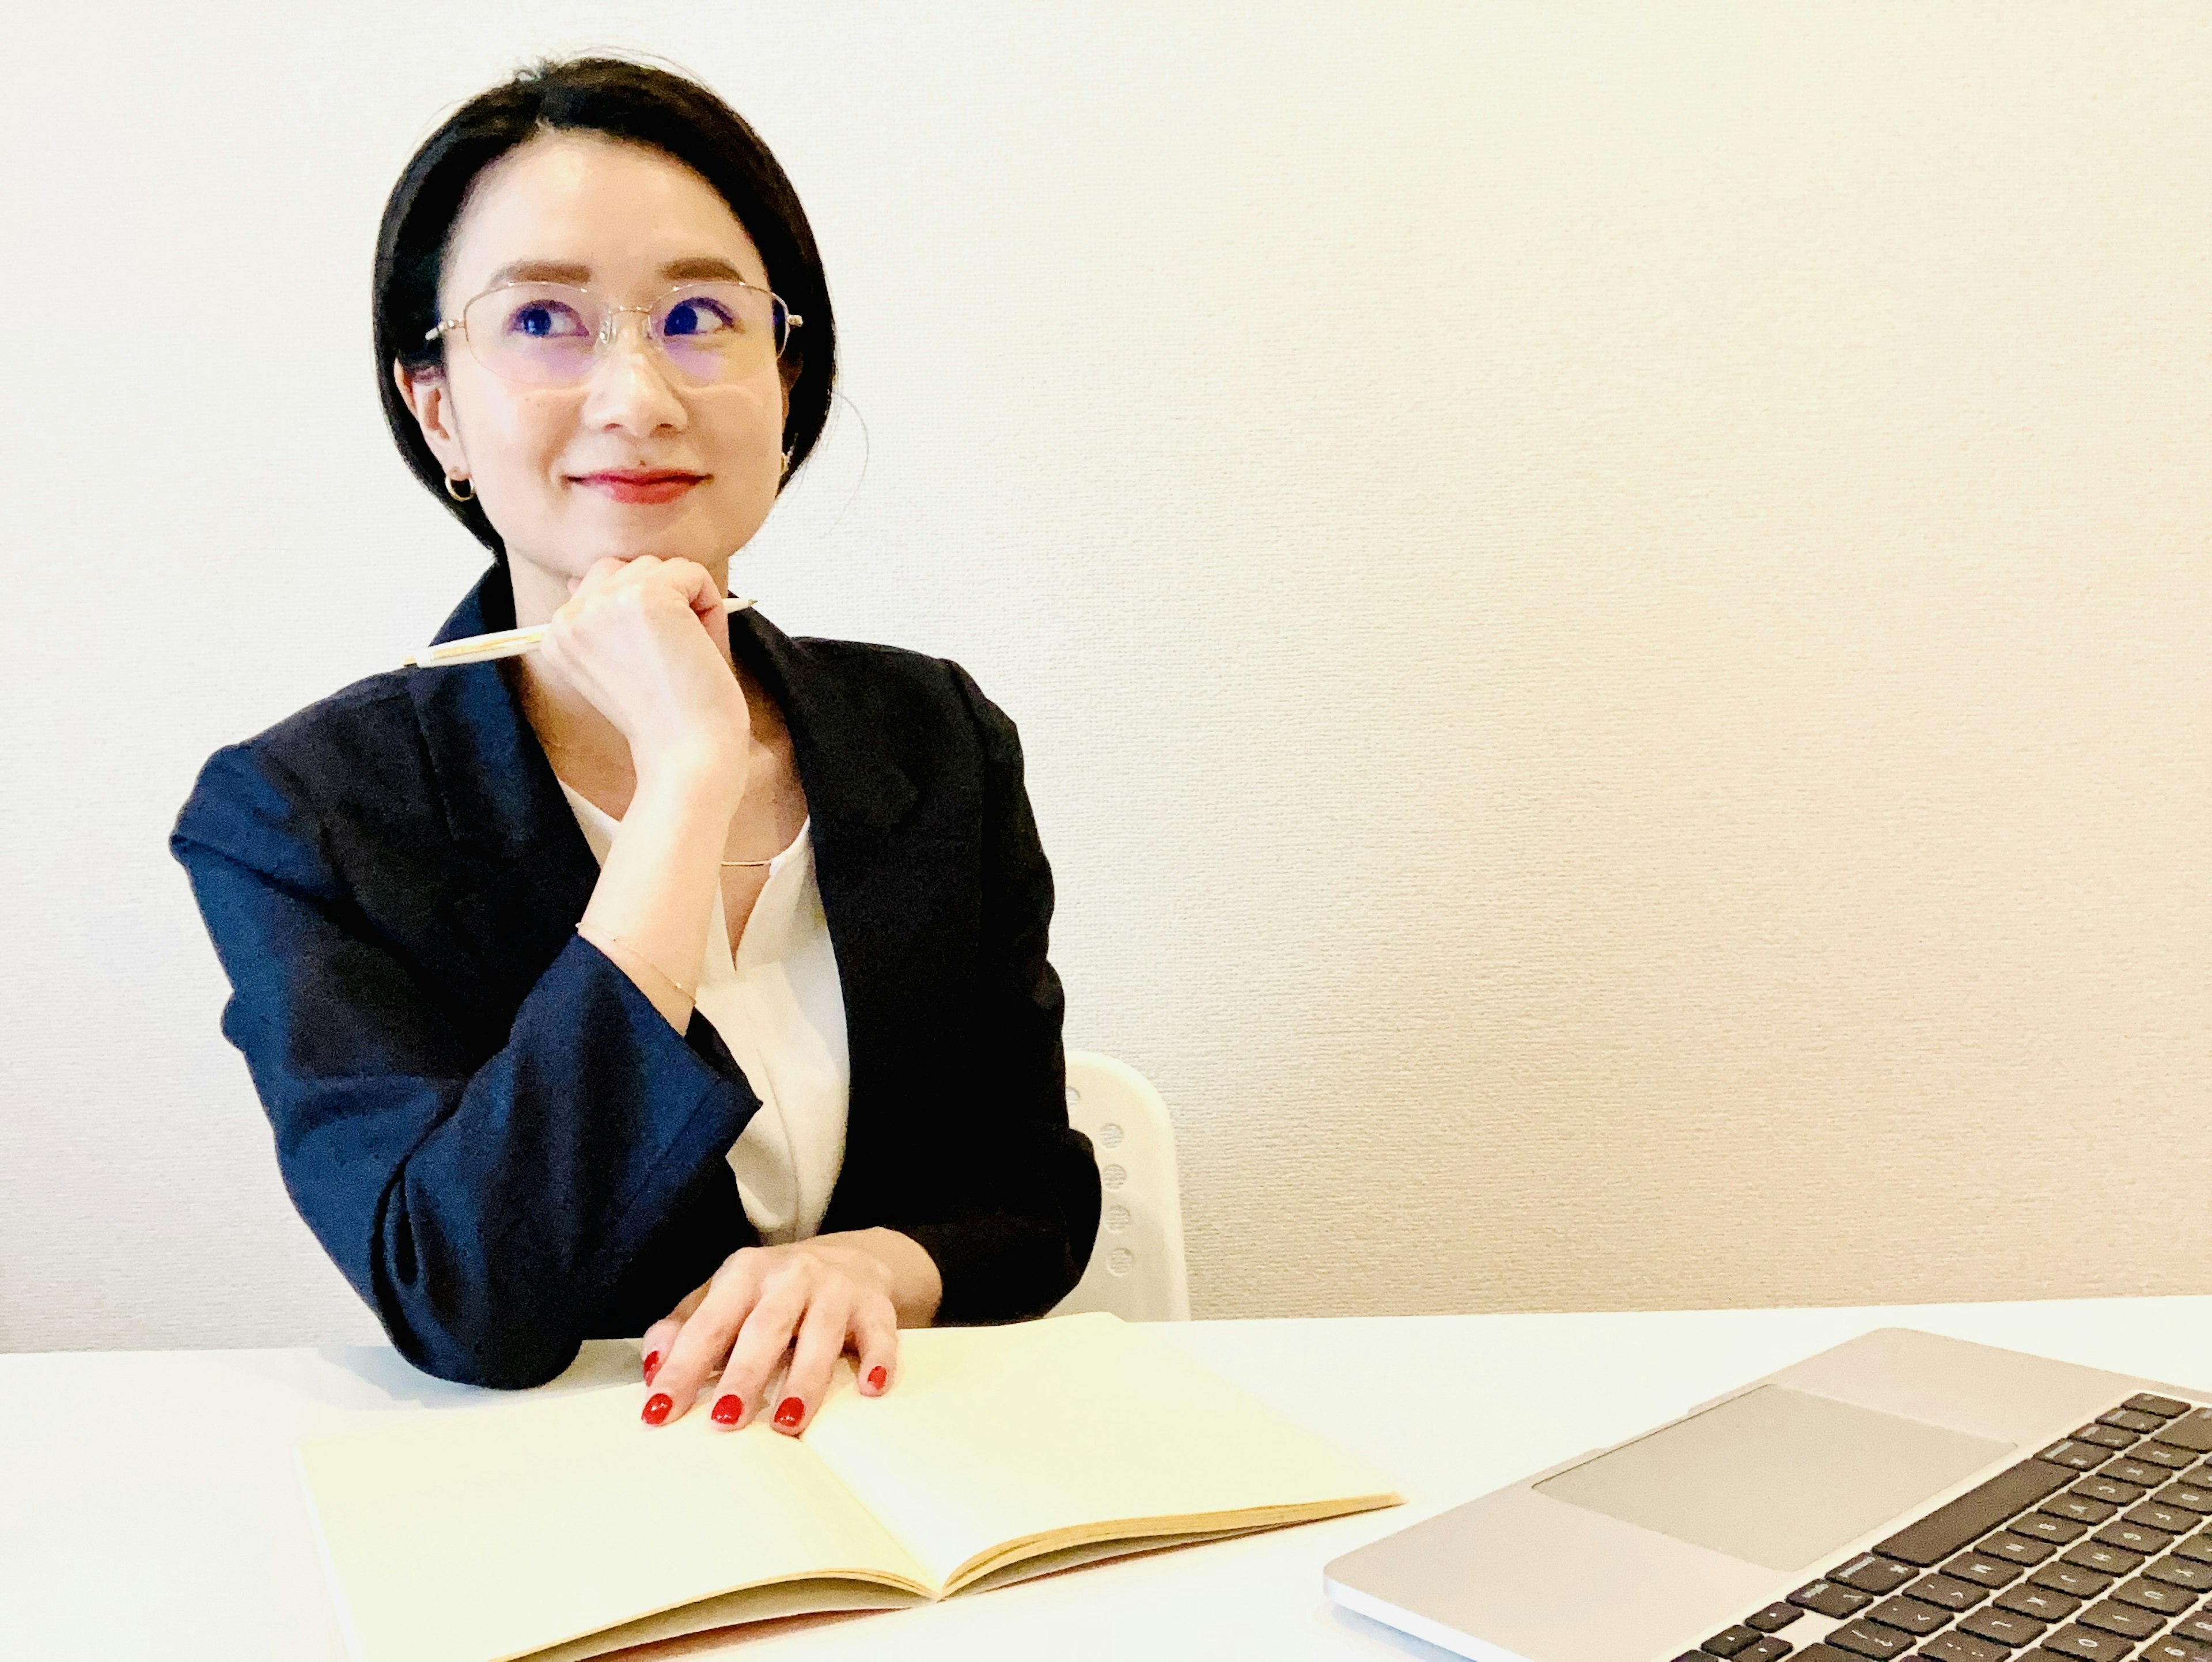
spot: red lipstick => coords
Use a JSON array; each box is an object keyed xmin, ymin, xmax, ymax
[{"xmin": 573, "ymin": 470, "xmax": 704, "ymax": 505}]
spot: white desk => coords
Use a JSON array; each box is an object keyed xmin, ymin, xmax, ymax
[{"xmin": 9, "ymin": 1297, "xmax": 2212, "ymax": 1661}]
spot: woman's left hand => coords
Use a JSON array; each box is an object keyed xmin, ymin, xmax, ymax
[{"xmin": 637, "ymin": 1228, "xmax": 943, "ymax": 1434}]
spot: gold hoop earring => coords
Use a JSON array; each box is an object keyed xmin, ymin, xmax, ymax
[
  {"xmin": 780, "ymin": 448, "xmax": 794, "ymax": 475},
  {"xmin": 444, "ymin": 475, "xmax": 474, "ymax": 503}
]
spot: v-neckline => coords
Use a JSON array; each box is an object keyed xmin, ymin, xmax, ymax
[
  {"xmin": 706, "ymin": 819, "xmax": 812, "ymax": 976},
  {"xmin": 551, "ymin": 777, "xmax": 811, "ymax": 973}
]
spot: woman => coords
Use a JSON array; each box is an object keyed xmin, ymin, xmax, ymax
[{"xmin": 169, "ymin": 58, "xmax": 1100, "ymax": 1430}]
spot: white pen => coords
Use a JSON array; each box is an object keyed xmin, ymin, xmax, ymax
[{"xmin": 402, "ymin": 595, "xmax": 758, "ymax": 668}]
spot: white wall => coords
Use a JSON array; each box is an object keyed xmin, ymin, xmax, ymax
[{"xmin": 2, "ymin": 2, "xmax": 2206, "ymax": 1352}]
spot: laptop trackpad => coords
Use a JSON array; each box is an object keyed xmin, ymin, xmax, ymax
[{"xmin": 1533, "ymin": 1384, "xmax": 2012, "ymax": 1572}]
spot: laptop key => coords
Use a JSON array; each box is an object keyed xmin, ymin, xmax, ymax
[
  {"xmin": 1747, "ymin": 1603, "xmax": 1805, "ymax": 1631},
  {"xmin": 2158, "ymin": 1485, "xmax": 2212, "ymax": 1515},
  {"xmin": 2148, "ymin": 1560, "xmax": 2212, "ymax": 1593},
  {"xmin": 2141, "ymin": 1638, "xmax": 2212, "ymax": 1662},
  {"xmin": 2104, "ymin": 1411, "xmax": 2171, "ymax": 1436},
  {"xmin": 1879, "ymin": 1462, "xmax": 2078, "ymax": 1567},
  {"xmin": 1834, "ymin": 1557, "xmax": 1922, "ymax": 1596},
  {"xmin": 2018, "ymin": 1514, "xmax": 2091, "ymax": 1546},
  {"xmin": 2065, "ymin": 1542, "xmax": 2148, "ymax": 1577},
  {"xmin": 1824, "ymin": 1619, "xmax": 1914, "ymax": 1658},
  {"xmin": 1916, "ymin": 1633, "xmax": 2006, "ymax": 1662},
  {"xmin": 1702, "ymin": 1627, "xmax": 1763, "ymax": 1656},
  {"xmin": 1909, "ymin": 1573, "xmax": 1991, "ymax": 1611},
  {"xmin": 2042, "ymin": 1443, "xmax": 2116, "ymax": 1473},
  {"xmin": 2131, "ymin": 1503, "xmax": 2203, "ymax": 1535},
  {"xmin": 2176, "ymin": 1611, "xmax": 2212, "ymax": 1643},
  {"xmin": 2032, "ymin": 1561, "xmax": 2116, "ymax": 1599},
  {"xmin": 2094, "ymin": 1523, "xmax": 2177, "ymax": 1556},
  {"xmin": 1995, "ymin": 1581, "xmax": 2082, "ymax": 1622},
  {"xmin": 2156, "ymin": 1411, "xmax": 2212, "ymax": 1453},
  {"xmin": 2124, "ymin": 1395, "xmax": 2191, "ymax": 1420},
  {"xmin": 2076, "ymin": 1478, "xmax": 2150, "ymax": 1507},
  {"xmin": 1944, "ymin": 1553, "xmax": 2024, "ymax": 1589},
  {"xmin": 2047, "ymin": 1495, "xmax": 2123, "ymax": 1526},
  {"xmin": 1865, "ymin": 1596, "xmax": 1950, "ymax": 1636},
  {"xmin": 2114, "ymin": 1578, "xmax": 2202, "ymax": 1616},
  {"xmin": 2173, "ymin": 1535, "xmax": 2212, "ymax": 1568},
  {"xmin": 1795, "ymin": 1581, "xmax": 1880, "ymax": 1618},
  {"xmin": 1740, "ymin": 1639, "xmax": 1792, "ymax": 1662},
  {"xmin": 2080, "ymin": 1597, "xmax": 2166, "ymax": 1639},
  {"xmin": 1958, "ymin": 1604, "xmax": 2047, "ymax": 1646},
  {"xmin": 1982, "ymin": 1532, "xmax": 2058, "ymax": 1566},
  {"xmin": 2134, "ymin": 1446, "xmax": 2199, "ymax": 1472},
  {"xmin": 2109, "ymin": 1460, "xmax": 2179, "ymax": 1487},
  {"xmin": 2079, "ymin": 1426, "xmax": 2145, "ymax": 1451},
  {"xmin": 2039, "ymin": 1626, "xmax": 2147, "ymax": 1660}
]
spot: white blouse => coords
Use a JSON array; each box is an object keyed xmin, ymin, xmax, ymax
[{"xmin": 558, "ymin": 781, "xmax": 850, "ymax": 1245}]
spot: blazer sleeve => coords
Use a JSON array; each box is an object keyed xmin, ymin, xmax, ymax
[
  {"xmin": 890, "ymin": 665, "xmax": 1104, "ymax": 1323},
  {"xmin": 170, "ymin": 743, "xmax": 760, "ymax": 1389}
]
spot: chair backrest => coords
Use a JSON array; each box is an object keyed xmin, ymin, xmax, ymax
[{"xmin": 1048, "ymin": 1050, "xmax": 1191, "ymax": 1322}]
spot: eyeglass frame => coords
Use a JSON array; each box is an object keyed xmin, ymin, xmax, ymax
[{"xmin": 422, "ymin": 278, "xmax": 805, "ymax": 384}]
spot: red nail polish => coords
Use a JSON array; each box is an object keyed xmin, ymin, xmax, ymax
[
  {"xmin": 774, "ymin": 1396, "xmax": 805, "ymax": 1429},
  {"xmin": 643, "ymin": 1350, "xmax": 661, "ymax": 1383},
  {"xmin": 641, "ymin": 1392, "xmax": 673, "ymax": 1426},
  {"xmin": 866, "ymin": 1366, "xmax": 887, "ymax": 1391},
  {"xmin": 711, "ymin": 1394, "xmax": 743, "ymax": 1426}
]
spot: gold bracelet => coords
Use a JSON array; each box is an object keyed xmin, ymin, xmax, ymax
[{"xmin": 579, "ymin": 926, "xmax": 696, "ymax": 1005}]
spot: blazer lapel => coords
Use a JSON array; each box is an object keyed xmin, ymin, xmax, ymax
[
  {"xmin": 726, "ymin": 608, "xmax": 935, "ymax": 1232},
  {"xmin": 407, "ymin": 568, "xmax": 600, "ymax": 1004}
]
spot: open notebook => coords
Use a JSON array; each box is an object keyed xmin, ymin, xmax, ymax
[{"xmin": 298, "ymin": 1312, "xmax": 1403, "ymax": 1662}]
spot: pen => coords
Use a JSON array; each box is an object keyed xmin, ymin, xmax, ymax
[{"xmin": 402, "ymin": 595, "xmax": 758, "ymax": 668}]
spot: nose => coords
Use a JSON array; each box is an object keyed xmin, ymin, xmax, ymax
[{"xmin": 579, "ymin": 311, "xmax": 687, "ymax": 435}]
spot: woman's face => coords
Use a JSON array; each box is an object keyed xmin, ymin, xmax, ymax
[{"xmin": 396, "ymin": 131, "xmax": 790, "ymax": 596}]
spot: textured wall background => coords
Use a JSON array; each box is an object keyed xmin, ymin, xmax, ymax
[{"xmin": 1, "ymin": 2, "xmax": 2206, "ymax": 1351}]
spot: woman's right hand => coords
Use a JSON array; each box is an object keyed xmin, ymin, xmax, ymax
[{"xmin": 535, "ymin": 555, "xmax": 750, "ymax": 784}]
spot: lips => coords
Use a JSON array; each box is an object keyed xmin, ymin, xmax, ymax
[{"xmin": 572, "ymin": 470, "xmax": 705, "ymax": 505}]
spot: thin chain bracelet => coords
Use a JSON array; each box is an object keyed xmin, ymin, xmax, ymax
[{"xmin": 581, "ymin": 927, "xmax": 697, "ymax": 1004}]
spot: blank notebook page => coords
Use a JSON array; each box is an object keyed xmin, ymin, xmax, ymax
[
  {"xmin": 799, "ymin": 1312, "xmax": 1403, "ymax": 1590},
  {"xmin": 300, "ymin": 1384, "xmax": 926, "ymax": 1662}
]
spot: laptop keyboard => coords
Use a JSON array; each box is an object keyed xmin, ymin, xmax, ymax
[{"xmin": 1670, "ymin": 1392, "xmax": 2212, "ymax": 1662}]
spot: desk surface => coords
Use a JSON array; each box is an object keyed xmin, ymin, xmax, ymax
[{"xmin": 9, "ymin": 1297, "xmax": 2212, "ymax": 1661}]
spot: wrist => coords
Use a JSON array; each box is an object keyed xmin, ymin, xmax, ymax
[
  {"xmin": 630, "ymin": 734, "xmax": 746, "ymax": 807},
  {"xmin": 859, "ymin": 1228, "xmax": 944, "ymax": 1328}
]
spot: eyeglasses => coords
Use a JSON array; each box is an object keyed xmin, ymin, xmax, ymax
[{"xmin": 425, "ymin": 279, "xmax": 802, "ymax": 387}]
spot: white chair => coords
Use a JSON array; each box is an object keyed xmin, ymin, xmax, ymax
[{"xmin": 1048, "ymin": 1050, "xmax": 1191, "ymax": 1323}]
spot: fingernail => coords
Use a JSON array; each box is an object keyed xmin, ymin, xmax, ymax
[
  {"xmin": 641, "ymin": 1392, "xmax": 673, "ymax": 1426},
  {"xmin": 774, "ymin": 1396, "xmax": 805, "ymax": 1429},
  {"xmin": 866, "ymin": 1366, "xmax": 887, "ymax": 1391},
  {"xmin": 711, "ymin": 1394, "xmax": 743, "ymax": 1426},
  {"xmin": 643, "ymin": 1350, "xmax": 661, "ymax": 1383}
]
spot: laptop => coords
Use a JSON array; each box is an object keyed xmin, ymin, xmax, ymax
[{"xmin": 1323, "ymin": 1327, "xmax": 2212, "ymax": 1662}]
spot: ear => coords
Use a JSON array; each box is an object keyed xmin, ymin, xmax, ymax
[{"xmin": 392, "ymin": 358, "xmax": 469, "ymax": 484}]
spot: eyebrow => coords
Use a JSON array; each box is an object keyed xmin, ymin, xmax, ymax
[{"xmin": 483, "ymin": 256, "xmax": 753, "ymax": 287}]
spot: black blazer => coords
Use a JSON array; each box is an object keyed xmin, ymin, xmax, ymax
[{"xmin": 171, "ymin": 567, "xmax": 1100, "ymax": 1388}]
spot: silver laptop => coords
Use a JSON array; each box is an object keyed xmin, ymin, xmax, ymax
[{"xmin": 1324, "ymin": 1327, "xmax": 2212, "ymax": 1662}]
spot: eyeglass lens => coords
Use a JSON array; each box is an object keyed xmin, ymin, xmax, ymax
[{"xmin": 459, "ymin": 283, "xmax": 789, "ymax": 386}]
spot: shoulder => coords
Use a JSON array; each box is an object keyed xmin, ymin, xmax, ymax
[
  {"xmin": 787, "ymin": 633, "xmax": 1024, "ymax": 763},
  {"xmin": 171, "ymin": 668, "xmax": 433, "ymax": 874}
]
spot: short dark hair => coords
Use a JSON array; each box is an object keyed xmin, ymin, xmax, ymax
[{"xmin": 372, "ymin": 56, "xmax": 835, "ymax": 560}]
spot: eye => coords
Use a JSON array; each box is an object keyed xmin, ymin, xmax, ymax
[
  {"xmin": 501, "ymin": 298, "xmax": 588, "ymax": 339},
  {"xmin": 663, "ymin": 295, "xmax": 741, "ymax": 338}
]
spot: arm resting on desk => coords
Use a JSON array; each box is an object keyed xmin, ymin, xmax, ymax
[{"xmin": 172, "ymin": 745, "xmax": 759, "ymax": 1390}]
